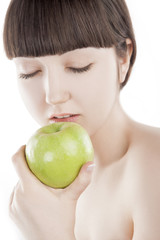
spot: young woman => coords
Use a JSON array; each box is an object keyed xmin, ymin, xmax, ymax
[{"xmin": 3, "ymin": 0, "xmax": 160, "ymax": 239}]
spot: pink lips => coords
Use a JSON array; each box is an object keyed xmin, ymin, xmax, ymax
[{"xmin": 49, "ymin": 113, "xmax": 80, "ymax": 123}]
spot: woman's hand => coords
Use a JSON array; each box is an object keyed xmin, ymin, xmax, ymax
[{"xmin": 9, "ymin": 145, "xmax": 94, "ymax": 240}]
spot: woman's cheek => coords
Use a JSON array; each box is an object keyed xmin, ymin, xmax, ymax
[{"xmin": 18, "ymin": 80, "xmax": 46, "ymax": 121}]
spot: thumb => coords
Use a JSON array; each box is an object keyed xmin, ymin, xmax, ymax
[{"xmin": 64, "ymin": 161, "xmax": 95, "ymax": 201}]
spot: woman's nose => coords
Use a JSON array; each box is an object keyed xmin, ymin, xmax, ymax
[{"xmin": 45, "ymin": 74, "xmax": 71, "ymax": 105}]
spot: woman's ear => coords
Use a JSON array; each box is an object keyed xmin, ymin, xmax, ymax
[{"xmin": 118, "ymin": 38, "xmax": 133, "ymax": 84}]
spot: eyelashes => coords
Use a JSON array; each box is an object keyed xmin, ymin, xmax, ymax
[
  {"xmin": 69, "ymin": 63, "xmax": 92, "ymax": 74},
  {"xmin": 18, "ymin": 63, "xmax": 93, "ymax": 80},
  {"xmin": 19, "ymin": 70, "xmax": 42, "ymax": 80}
]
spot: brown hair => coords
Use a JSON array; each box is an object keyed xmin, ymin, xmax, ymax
[{"xmin": 3, "ymin": 0, "xmax": 136, "ymax": 88}]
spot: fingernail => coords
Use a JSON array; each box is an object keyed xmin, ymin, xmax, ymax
[{"xmin": 87, "ymin": 163, "xmax": 95, "ymax": 172}]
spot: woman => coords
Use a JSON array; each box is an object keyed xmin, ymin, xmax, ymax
[{"xmin": 3, "ymin": 0, "xmax": 160, "ymax": 239}]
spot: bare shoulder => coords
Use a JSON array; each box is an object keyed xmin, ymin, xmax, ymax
[
  {"xmin": 125, "ymin": 121, "xmax": 160, "ymax": 238},
  {"xmin": 126, "ymin": 120, "xmax": 160, "ymax": 182},
  {"xmin": 128, "ymin": 120, "xmax": 160, "ymax": 160},
  {"xmin": 125, "ymin": 121, "xmax": 160, "ymax": 180}
]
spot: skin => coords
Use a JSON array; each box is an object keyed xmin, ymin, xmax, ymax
[{"xmin": 11, "ymin": 40, "xmax": 160, "ymax": 240}]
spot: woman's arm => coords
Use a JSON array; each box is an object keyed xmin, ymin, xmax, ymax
[{"xmin": 9, "ymin": 145, "xmax": 94, "ymax": 240}]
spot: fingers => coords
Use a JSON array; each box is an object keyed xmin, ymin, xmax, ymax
[
  {"xmin": 64, "ymin": 161, "xmax": 95, "ymax": 201},
  {"xmin": 11, "ymin": 145, "xmax": 37, "ymax": 185}
]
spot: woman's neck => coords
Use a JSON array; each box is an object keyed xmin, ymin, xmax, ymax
[{"xmin": 91, "ymin": 100, "xmax": 132, "ymax": 168}]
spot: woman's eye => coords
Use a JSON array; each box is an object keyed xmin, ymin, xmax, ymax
[
  {"xmin": 69, "ymin": 63, "xmax": 93, "ymax": 74},
  {"xmin": 19, "ymin": 70, "xmax": 41, "ymax": 80},
  {"xmin": 18, "ymin": 63, "xmax": 93, "ymax": 80}
]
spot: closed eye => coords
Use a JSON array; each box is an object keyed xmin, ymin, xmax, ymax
[
  {"xmin": 18, "ymin": 63, "xmax": 93, "ymax": 80},
  {"xmin": 68, "ymin": 63, "xmax": 93, "ymax": 74},
  {"xmin": 19, "ymin": 70, "xmax": 42, "ymax": 80}
]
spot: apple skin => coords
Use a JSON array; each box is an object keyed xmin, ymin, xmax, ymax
[{"xmin": 25, "ymin": 122, "xmax": 94, "ymax": 188}]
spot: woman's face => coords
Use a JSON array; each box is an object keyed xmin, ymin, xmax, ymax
[{"xmin": 14, "ymin": 47, "xmax": 120, "ymax": 136}]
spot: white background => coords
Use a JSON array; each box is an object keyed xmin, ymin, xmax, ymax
[{"xmin": 0, "ymin": 0, "xmax": 160, "ymax": 239}]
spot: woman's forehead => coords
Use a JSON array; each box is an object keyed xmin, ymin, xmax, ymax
[{"xmin": 13, "ymin": 47, "xmax": 114, "ymax": 63}]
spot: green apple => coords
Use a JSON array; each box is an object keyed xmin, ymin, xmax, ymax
[{"xmin": 25, "ymin": 122, "xmax": 94, "ymax": 188}]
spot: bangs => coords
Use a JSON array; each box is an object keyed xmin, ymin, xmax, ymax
[{"xmin": 3, "ymin": 0, "xmax": 115, "ymax": 59}]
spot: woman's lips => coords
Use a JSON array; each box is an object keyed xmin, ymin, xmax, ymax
[{"xmin": 49, "ymin": 114, "xmax": 80, "ymax": 123}]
